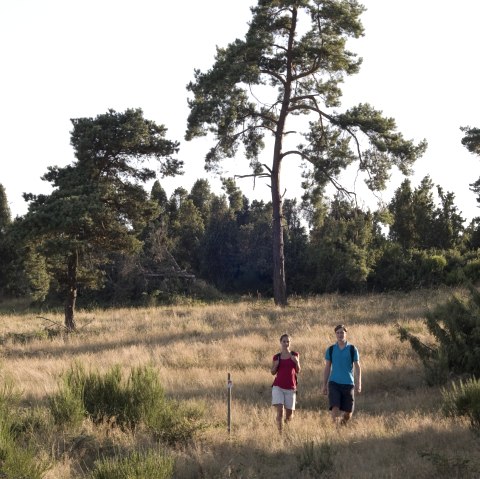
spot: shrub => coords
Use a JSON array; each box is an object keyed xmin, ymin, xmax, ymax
[
  {"xmin": 464, "ymin": 258, "xmax": 480, "ymax": 283},
  {"xmin": 51, "ymin": 363, "xmax": 205, "ymax": 444},
  {"xmin": 89, "ymin": 449, "xmax": 174, "ymax": 479},
  {"xmin": 54, "ymin": 363, "xmax": 164, "ymax": 429},
  {"xmin": 398, "ymin": 284, "xmax": 480, "ymax": 384},
  {"xmin": 442, "ymin": 377, "xmax": 480, "ymax": 431},
  {"xmin": 49, "ymin": 380, "xmax": 85, "ymax": 428},
  {"xmin": 126, "ymin": 364, "xmax": 166, "ymax": 427},
  {"xmin": 147, "ymin": 400, "xmax": 206, "ymax": 446},
  {"xmin": 0, "ymin": 378, "xmax": 50, "ymax": 478},
  {"xmin": 414, "ymin": 252, "xmax": 447, "ymax": 286},
  {"xmin": 369, "ymin": 243, "xmax": 413, "ymax": 291}
]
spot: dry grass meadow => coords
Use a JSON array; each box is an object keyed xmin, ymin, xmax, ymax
[{"xmin": 1, "ymin": 288, "xmax": 479, "ymax": 478}]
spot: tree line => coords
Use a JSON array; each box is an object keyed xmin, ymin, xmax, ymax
[{"xmin": 0, "ymin": 119, "xmax": 479, "ymax": 327}]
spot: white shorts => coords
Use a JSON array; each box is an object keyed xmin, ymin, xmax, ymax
[{"xmin": 272, "ymin": 386, "xmax": 296, "ymax": 410}]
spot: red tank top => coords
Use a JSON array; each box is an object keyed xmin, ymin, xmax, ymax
[{"xmin": 272, "ymin": 353, "xmax": 298, "ymax": 390}]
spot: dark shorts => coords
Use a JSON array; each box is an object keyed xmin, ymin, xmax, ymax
[{"xmin": 328, "ymin": 381, "xmax": 354, "ymax": 413}]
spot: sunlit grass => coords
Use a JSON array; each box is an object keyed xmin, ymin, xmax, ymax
[{"xmin": 0, "ymin": 288, "xmax": 479, "ymax": 477}]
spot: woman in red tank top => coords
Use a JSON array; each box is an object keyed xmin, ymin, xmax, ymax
[{"xmin": 271, "ymin": 333, "xmax": 301, "ymax": 432}]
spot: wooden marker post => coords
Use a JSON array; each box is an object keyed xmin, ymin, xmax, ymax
[{"xmin": 227, "ymin": 372, "xmax": 232, "ymax": 434}]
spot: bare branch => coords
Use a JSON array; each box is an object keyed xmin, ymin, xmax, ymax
[
  {"xmin": 37, "ymin": 316, "xmax": 71, "ymax": 332},
  {"xmin": 260, "ymin": 68, "xmax": 287, "ymax": 87}
]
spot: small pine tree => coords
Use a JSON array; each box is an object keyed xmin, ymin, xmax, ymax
[{"xmin": 398, "ymin": 284, "xmax": 480, "ymax": 384}]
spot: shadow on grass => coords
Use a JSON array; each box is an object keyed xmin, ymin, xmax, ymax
[{"xmin": 176, "ymin": 424, "xmax": 479, "ymax": 479}]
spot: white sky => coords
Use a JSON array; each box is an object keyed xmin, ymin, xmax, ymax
[{"xmin": 1, "ymin": 0, "xmax": 479, "ymax": 222}]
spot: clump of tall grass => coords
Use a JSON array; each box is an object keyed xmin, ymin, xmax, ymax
[
  {"xmin": 147, "ymin": 399, "xmax": 206, "ymax": 446},
  {"xmin": 0, "ymin": 378, "xmax": 51, "ymax": 478},
  {"xmin": 88, "ymin": 448, "xmax": 174, "ymax": 479},
  {"xmin": 297, "ymin": 440, "xmax": 335, "ymax": 476},
  {"xmin": 49, "ymin": 362, "xmax": 205, "ymax": 444},
  {"xmin": 442, "ymin": 377, "xmax": 480, "ymax": 431}
]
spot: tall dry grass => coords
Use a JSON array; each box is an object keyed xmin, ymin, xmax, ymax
[{"xmin": 0, "ymin": 287, "xmax": 479, "ymax": 478}]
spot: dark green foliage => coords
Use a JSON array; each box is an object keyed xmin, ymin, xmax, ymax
[
  {"xmin": 461, "ymin": 126, "xmax": 480, "ymax": 157},
  {"xmin": 0, "ymin": 184, "xmax": 12, "ymax": 295},
  {"xmin": 283, "ymin": 199, "xmax": 310, "ymax": 293},
  {"xmin": 0, "ymin": 184, "xmax": 10, "ymax": 235},
  {"xmin": 398, "ymin": 285, "xmax": 480, "ymax": 384},
  {"xmin": 369, "ymin": 242, "xmax": 414, "ymax": 291},
  {"xmin": 170, "ymin": 199, "xmax": 205, "ymax": 271},
  {"xmin": 307, "ymin": 195, "xmax": 376, "ymax": 293},
  {"xmin": 464, "ymin": 218, "xmax": 480, "ymax": 250},
  {"xmin": 388, "ymin": 176, "xmax": 464, "ymax": 251},
  {"xmin": 433, "ymin": 186, "xmax": 465, "ymax": 249},
  {"xmin": 199, "ymin": 197, "xmax": 241, "ymax": 291},
  {"xmin": 237, "ymin": 201, "xmax": 274, "ymax": 294},
  {"xmin": 189, "ymin": 178, "xmax": 214, "ymax": 223},
  {"xmin": 462, "ymin": 125, "xmax": 480, "ymax": 208}
]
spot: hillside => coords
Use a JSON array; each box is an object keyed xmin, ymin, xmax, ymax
[{"xmin": 0, "ymin": 289, "xmax": 478, "ymax": 478}]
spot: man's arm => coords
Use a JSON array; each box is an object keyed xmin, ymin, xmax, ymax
[
  {"xmin": 322, "ymin": 360, "xmax": 331, "ymax": 395},
  {"xmin": 354, "ymin": 361, "xmax": 362, "ymax": 393}
]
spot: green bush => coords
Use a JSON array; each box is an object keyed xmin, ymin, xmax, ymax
[
  {"xmin": 0, "ymin": 379, "xmax": 50, "ymax": 478},
  {"xmin": 0, "ymin": 440, "xmax": 50, "ymax": 479},
  {"xmin": 464, "ymin": 258, "xmax": 480, "ymax": 283},
  {"xmin": 126, "ymin": 364, "xmax": 165, "ymax": 427},
  {"xmin": 415, "ymin": 252, "xmax": 447, "ymax": 286},
  {"xmin": 147, "ymin": 400, "xmax": 206, "ymax": 446},
  {"xmin": 56, "ymin": 362, "xmax": 164, "ymax": 429},
  {"xmin": 442, "ymin": 377, "xmax": 480, "ymax": 431},
  {"xmin": 89, "ymin": 449, "xmax": 174, "ymax": 479},
  {"xmin": 51, "ymin": 363, "xmax": 205, "ymax": 444},
  {"xmin": 49, "ymin": 381, "xmax": 85, "ymax": 428},
  {"xmin": 398, "ymin": 284, "xmax": 480, "ymax": 384},
  {"xmin": 369, "ymin": 243, "xmax": 413, "ymax": 291},
  {"xmin": 10, "ymin": 406, "xmax": 53, "ymax": 442}
]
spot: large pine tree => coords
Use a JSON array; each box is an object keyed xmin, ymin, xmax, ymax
[
  {"xmin": 19, "ymin": 109, "xmax": 180, "ymax": 330},
  {"xmin": 186, "ymin": 0, "xmax": 427, "ymax": 305}
]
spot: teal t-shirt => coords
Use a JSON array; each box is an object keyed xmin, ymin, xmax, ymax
[{"xmin": 325, "ymin": 342, "xmax": 359, "ymax": 385}]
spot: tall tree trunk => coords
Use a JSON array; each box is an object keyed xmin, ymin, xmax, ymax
[
  {"xmin": 64, "ymin": 250, "xmax": 78, "ymax": 331},
  {"xmin": 271, "ymin": 164, "xmax": 287, "ymax": 306},
  {"xmin": 271, "ymin": 5, "xmax": 297, "ymax": 307}
]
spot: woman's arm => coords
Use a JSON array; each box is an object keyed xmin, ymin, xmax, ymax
[
  {"xmin": 271, "ymin": 356, "xmax": 280, "ymax": 375},
  {"xmin": 291, "ymin": 353, "xmax": 301, "ymax": 373}
]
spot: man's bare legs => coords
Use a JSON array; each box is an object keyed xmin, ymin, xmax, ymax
[{"xmin": 331, "ymin": 407, "xmax": 351, "ymax": 426}]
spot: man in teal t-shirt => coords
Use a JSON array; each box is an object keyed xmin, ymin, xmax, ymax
[{"xmin": 322, "ymin": 324, "xmax": 362, "ymax": 426}]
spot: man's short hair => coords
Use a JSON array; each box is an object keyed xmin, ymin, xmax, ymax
[{"xmin": 334, "ymin": 324, "xmax": 347, "ymax": 333}]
